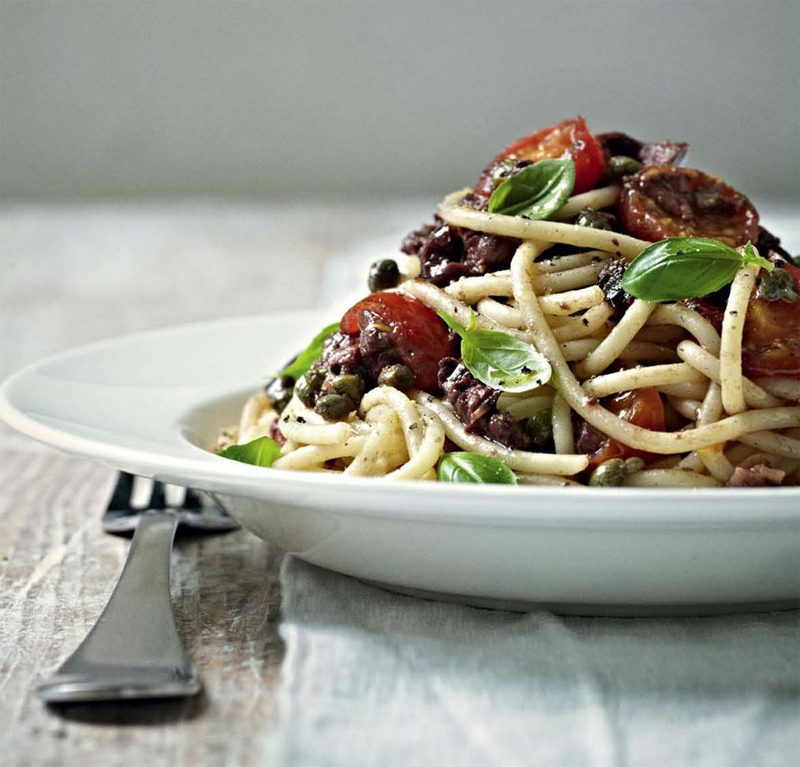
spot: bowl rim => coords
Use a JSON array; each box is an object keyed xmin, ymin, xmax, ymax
[{"xmin": 1, "ymin": 309, "xmax": 798, "ymax": 530}]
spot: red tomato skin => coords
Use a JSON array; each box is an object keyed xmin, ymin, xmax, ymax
[
  {"xmin": 618, "ymin": 166, "xmax": 759, "ymax": 247},
  {"xmin": 742, "ymin": 263, "xmax": 800, "ymax": 379},
  {"xmin": 474, "ymin": 116, "xmax": 605, "ymax": 200},
  {"xmin": 340, "ymin": 292, "xmax": 457, "ymax": 392},
  {"xmin": 586, "ymin": 388, "xmax": 666, "ymax": 470}
]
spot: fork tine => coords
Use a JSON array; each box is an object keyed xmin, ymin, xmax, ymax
[
  {"xmin": 164, "ymin": 483, "xmax": 186, "ymax": 508},
  {"xmin": 107, "ymin": 472, "xmax": 136, "ymax": 511},
  {"xmin": 103, "ymin": 473, "xmax": 237, "ymax": 535},
  {"xmin": 147, "ymin": 480, "xmax": 167, "ymax": 510}
]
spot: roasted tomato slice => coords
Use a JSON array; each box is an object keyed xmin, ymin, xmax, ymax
[
  {"xmin": 340, "ymin": 292, "xmax": 457, "ymax": 392},
  {"xmin": 619, "ymin": 166, "xmax": 759, "ymax": 247},
  {"xmin": 473, "ymin": 116, "xmax": 605, "ymax": 201},
  {"xmin": 579, "ymin": 387, "xmax": 666, "ymax": 469},
  {"xmin": 742, "ymin": 263, "xmax": 800, "ymax": 379}
]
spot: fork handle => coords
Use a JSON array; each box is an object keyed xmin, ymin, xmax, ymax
[{"xmin": 38, "ymin": 511, "xmax": 200, "ymax": 702}]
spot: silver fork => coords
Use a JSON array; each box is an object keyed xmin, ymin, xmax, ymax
[{"xmin": 38, "ymin": 472, "xmax": 238, "ymax": 704}]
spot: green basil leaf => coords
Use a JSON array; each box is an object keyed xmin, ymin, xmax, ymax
[
  {"xmin": 438, "ymin": 310, "xmax": 552, "ymax": 393},
  {"xmin": 219, "ymin": 436, "xmax": 282, "ymax": 468},
  {"xmin": 741, "ymin": 241, "xmax": 774, "ymax": 271},
  {"xmin": 621, "ymin": 237, "xmax": 773, "ymax": 302},
  {"xmin": 488, "ymin": 158, "xmax": 576, "ymax": 219},
  {"xmin": 278, "ymin": 322, "xmax": 339, "ymax": 379},
  {"xmin": 437, "ymin": 452, "xmax": 517, "ymax": 484}
]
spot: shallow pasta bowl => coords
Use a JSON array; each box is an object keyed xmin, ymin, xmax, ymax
[{"xmin": 1, "ymin": 310, "xmax": 798, "ymax": 615}]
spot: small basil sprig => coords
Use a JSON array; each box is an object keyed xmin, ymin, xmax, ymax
[
  {"xmin": 621, "ymin": 238, "xmax": 773, "ymax": 302},
  {"xmin": 437, "ymin": 452, "xmax": 517, "ymax": 484},
  {"xmin": 488, "ymin": 158, "xmax": 575, "ymax": 219},
  {"xmin": 219, "ymin": 436, "xmax": 281, "ymax": 468},
  {"xmin": 438, "ymin": 310, "xmax": 551, "ymax": 393},
  {"xmin": 278, "ymin": 322, "xmax": 339, "ymax": 379}
]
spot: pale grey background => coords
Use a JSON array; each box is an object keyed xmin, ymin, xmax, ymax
[{"xmin": 1, "ymin": 0, "xmax": 798, "ymax": 203}]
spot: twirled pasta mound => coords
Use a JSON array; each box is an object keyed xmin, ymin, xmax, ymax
[{"xmin": 217, "ymin": 118, "xmax": 800, "ymax": 488}]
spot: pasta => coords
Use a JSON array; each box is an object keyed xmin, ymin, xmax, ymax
[
  {"xmin": 719, "ymin": 265, "xmax": 759, "ymax": 414},
  {"xmin": 217, "ymin": 117, "xmax": 800, "ymax": 488},
  {"xmin": 438, "ymin": 188, "xmax": 649, "ymax": 259}
]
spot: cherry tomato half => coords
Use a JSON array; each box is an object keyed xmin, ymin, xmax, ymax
[
  {"xmin": 583, "ymin": 387, "xmax": 666, "ymax": 469},
  {"xmin": 473, "ymin": 116, "xmax": 605, "ymax": 201},
  {"xmin": 742, "ymin": 263, "xmax": 800, "ymax": 379},
  {"xmin": 340, "ymin": 292, "xmax": 457, "ymax": 392},
  {"xmin": 619, "ymin": 166, "xmax": 759, "ymax": 247}
]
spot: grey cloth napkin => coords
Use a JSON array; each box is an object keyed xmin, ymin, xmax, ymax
[{"xmin": 270, "ymin": 557, "xmax": 799, "ymax": 767}]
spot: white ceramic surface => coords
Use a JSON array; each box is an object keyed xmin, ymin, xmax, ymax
[{"xmin": 1, "ymin": 311, "xmax": 798, "ymax": 615}]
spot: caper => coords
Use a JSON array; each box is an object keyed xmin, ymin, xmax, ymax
[
  {"xmin": 265, "ymin": 375, "xmax": 295, "ymax": 414},
  {"xmin": 314, "ymin": 393, "xmax": 353, "ymax": 421},
  {"xmin": 589, "ymin": 458, "xmax": 626, "ymax": 487},
  {"xmin": 295, "ymin": 368, "xmax": 325, "ymax": 406},
  {"xmin": 693, "ymin": 186, "xmax": 721, "ymax": 210},
  {"xmin": 368, "ymin": 259, "xmax": 400, "ymax": 293},
  {"xmin": 331, "ymin": 373, "xmax": 365, "ymax": 404},
  {"xmin": 623, "ymin": 456, "xmax": 646, "ymax": 475},
  {"xmin": 607, "ymin": 155, "xmax": 642, "ymax": 178},
  {"xmin": 525, "ymin": 408, "xmax": 553, "ymax": 446},
  {"xmin": 758, "ymin": 267, "xmax": 798, "ymax": 303},
  {"xmin": 378, "ymin": 363, "xmax": 415, "ymax": 391},
  {"xmin": 574, "ymin": 207, "xmax": 613, "ymax": 231}
]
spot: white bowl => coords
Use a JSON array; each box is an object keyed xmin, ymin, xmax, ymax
[{"xmin": 2, "ymin": 311, "xmax": 798, "ymax": 615}]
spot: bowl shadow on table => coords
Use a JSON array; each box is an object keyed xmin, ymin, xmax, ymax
[{"xmin": 49, "ymin": 529, "xmax": 285, "ymax": 726}]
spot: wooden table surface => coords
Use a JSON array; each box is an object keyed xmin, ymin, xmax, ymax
[{"xmin": 0, "ymin": 200, "xmax": 427, "ymax": 766}]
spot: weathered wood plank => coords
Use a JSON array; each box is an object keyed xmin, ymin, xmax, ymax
[
  {"xmin": 0, "ymin": 438, "xmax": 284, "ymax": 767},
  {"xmin": 0, "ymin": 202, "xmax": 427, "ymax": 766}
]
